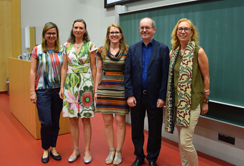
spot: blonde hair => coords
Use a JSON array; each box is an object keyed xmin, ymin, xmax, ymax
[
  {"xmin": 171, "ymin": 18, "xmax": 199, "ymax": 49},
  {"xmin": 41, "ymin": 22, "xmax": 60, "ymax": 53},
  {"xmin": 102, "ymin": 23, "xmax": 128, "ymax": 59},
  {"xmin": 67, "ymin": 19, "xmax": 90, "ymax": 43}
]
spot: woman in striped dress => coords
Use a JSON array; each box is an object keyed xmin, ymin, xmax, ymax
[{"xmin": 94, "ymin": 23, "xmax": 128, "ymax": 165}]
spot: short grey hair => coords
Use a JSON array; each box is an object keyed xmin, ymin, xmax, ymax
[
  {"xmin": 140, "ymin": 17, "xmax": 156, "ymax": 28},
  {"xmin": 151, "ymin": 19, "xmax": 156, "ymax": 28}
]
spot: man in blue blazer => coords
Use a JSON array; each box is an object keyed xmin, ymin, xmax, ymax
[{"xmin": 124, "ymin": 17, "xmax": 169, "ymax": 166}]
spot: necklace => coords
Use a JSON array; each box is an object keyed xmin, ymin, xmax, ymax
[{"xmin": 75, "ymin": 43, "xmax": 83, "ymax": 49}]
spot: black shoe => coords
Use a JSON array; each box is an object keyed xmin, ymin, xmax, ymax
[
  {"xmin": 41, "ymin": 153, "xmax": 49, "ymax": 163},
  {"xmin": 50, "ymin": 150, "xmax": 62, "ymax": 160},
  {"xmin": 131, "ymin": 158, "xmax": 145, "ymax": 166},
  {"xmin": 149, "ymin": 161, "xmax": 157, "ymax": 166}
]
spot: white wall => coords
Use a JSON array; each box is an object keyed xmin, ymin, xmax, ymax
[
  {"xmin": 21, "ymin": 0, "xmax": 197, "ymax": 54},
  {"xmin": 21, "ymin": 0, "xmax": 244, "ymax": 165},
  {"xmin": 21, "ymin": 0, "xmax": 115, "ymax": 54}
]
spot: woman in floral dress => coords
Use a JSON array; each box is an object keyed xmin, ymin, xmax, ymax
[{"xmin": 59, "ymin": 19, "xmax": 96, "ymax": 164}]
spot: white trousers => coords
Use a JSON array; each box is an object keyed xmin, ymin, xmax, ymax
[{"xmin": 176, "ymin": 104, "xmax": 200, "ymax": 166}]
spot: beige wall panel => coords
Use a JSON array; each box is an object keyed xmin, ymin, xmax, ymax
[
  {"xmin": 9, "ymin": 58, "xmax": 70, "ymax": 139},
  {"xmin": 0, "ymin": 0, "xmax": 21, "ymax": 92},
  {"xmin": 28, "ymin": 27, "xmax": 36, "ymax": 53},
  {"xmin": 12, "ymin": 0, "xmax": 21, "ymax": 58},
  {"xmin": 0, "ymin": 0, "xmax": 12, "ymax": 91}
]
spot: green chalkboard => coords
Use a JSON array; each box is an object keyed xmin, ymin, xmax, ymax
[
  {"xmin": 120, "ymin": 0, "xmax": 244, "ymax": 107},
  {"xmin": 120, "ymin": 0, "xmax": 244, "ymax": 125}
]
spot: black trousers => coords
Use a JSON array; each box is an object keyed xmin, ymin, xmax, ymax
[
  {"xmin": 36, "ymin": 88, "xmax": 63, "ymax": 150},
  {"xmin": 130, "ymin": 93, "xmax": 163, "ymax": 162}
]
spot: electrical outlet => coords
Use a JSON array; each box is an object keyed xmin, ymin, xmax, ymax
[{"xmin": 218, "ymin": 133, "xmax": 235, "ymax": 145}]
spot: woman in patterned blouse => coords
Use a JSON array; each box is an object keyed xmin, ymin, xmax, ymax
[{"xmin": 30, "ymin": 22, "xmax": 63, "ymax": 163}]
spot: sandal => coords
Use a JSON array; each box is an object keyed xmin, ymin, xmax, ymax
[
  {"xmin": 113, "ymin": 149, "xmax": 122, "ymax": 165},
  {"xmin": 105, "ymin": 147, "xmax": 116, "ymax": 164}
]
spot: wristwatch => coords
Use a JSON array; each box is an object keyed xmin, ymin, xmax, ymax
[{"xmin": 203, "ymin": 99, "xmax": 209, "ymax": 104}]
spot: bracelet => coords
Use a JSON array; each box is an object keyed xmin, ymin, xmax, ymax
[
  {"xmin": 204, "ymin": 89, "xmax": 210, "ymax": 95},
  {"xmin": 30, "ymin": 92, "xmax": 35, "ymax": 95}
]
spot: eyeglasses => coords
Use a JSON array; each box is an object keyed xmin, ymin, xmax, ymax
[
  {"xmin": 177, "ymin": 27, "xmax": 191, "ymax": 33},
  {"xmin": 139, "ymin": 26, "xmax": 153, "ymax": 31},
  {"xmin": 109, "ymin": 31, "xmax": 121, "ymax": 35},
  {"xmin": 46, "ymin": 32, "xmax": 57, "ymax": 36}
]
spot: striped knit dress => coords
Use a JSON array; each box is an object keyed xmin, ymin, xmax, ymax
[{"xmin": 95, "ymin": 47, "xmax": 129, "ymax": 115}]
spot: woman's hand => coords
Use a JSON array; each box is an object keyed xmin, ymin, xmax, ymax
[
  {"xmin": 201, "ymin": 103, "xmax": 209, "ymax": 115},
  {"xmin": 59, "ymin": 88, "xmax": 64, "ymax": 99},
  {"xmin": 30, "ymin": 92, "xmax": 37, "ymax": 104},
  {"xmin": 94, "ymin": 92, "xmax": 97, "ymax": 103}
]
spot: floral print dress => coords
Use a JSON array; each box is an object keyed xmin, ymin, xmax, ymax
[{"xmin": 62, "ymin": 42, "xmax": 96, "ymax": 118}]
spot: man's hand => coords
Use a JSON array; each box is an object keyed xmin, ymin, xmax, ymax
[
  {"xmin": 127, "ymin": 96, "xmax": 137, "ymax": 107},
  {"xmin": 157, "ymin": 99, "xmax": 165, "ymax": 108}
]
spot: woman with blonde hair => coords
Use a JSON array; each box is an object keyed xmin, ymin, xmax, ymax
[
  {"xmin": 94, "ymin": 23, "xmax": 128, "ymax": 165},
  {"xmin": 165, "ymin": 18, "xmax": 210, "ymax": 166},
  {"xmin": 59, "ymin": 19, "xmax": 97, "ymax": 164},
  {"xmin": 30, "ymin": 22, "xmax": 63, "ymax": 163}
]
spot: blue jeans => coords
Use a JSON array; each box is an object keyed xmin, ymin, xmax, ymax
[{"xmin": 36, "ymin": 88, "xmax": 63, "ymax": 150}]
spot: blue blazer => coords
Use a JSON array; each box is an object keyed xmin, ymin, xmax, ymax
[{"xmin": 124, "ymin": 40, "xmax": 169, "ymax": 108}]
